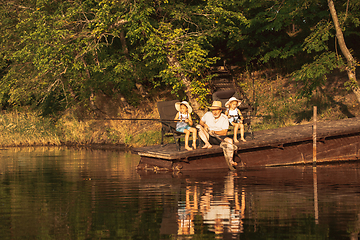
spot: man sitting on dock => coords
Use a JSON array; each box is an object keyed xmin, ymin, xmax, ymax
[
  {"xmin": 197, "ymin": 101, "xmax": 238, "ymax": 168},
  {"xmin": 197, "ymin": 101, "xmax": 232, "ymax": 149}
]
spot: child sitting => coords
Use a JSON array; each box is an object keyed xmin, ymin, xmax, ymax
[
  {"xmin": 225, "ymin": 97, "xmax": 246, "ymax": 143},
  {"xmin": 174, "ymin": 101, "xmax": 197, "ymax": 151}
]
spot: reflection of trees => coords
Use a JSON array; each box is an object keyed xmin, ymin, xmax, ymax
[{"xmin": 0, "ymin": 148, "xmax": 151, "ymax": 239}]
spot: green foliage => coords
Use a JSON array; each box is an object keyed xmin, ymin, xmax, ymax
[
  {"xmin": 292, "ymin": 52, "xmax": 345, "ymax": 97},
  {"xmin": 344, "ymin": 78, "xmax": 360, "ymax": 91},
  {"xmin": 303, "ymin": 20, "xmax": 334, "ymax": 53},
  {"xmin": 191, "ymin": 77, "xmax": 212, "ymax": 108},
  {"xmin": 0, "ymin": 0, "xmax": 230, "ymax": 114},
  {"xmin": 141, "ymin": 10, "xmax": 219, "ymax": 103},
  {"xmin": 0, "ymin": 0, "xmax": 359, "ymax": 118}
]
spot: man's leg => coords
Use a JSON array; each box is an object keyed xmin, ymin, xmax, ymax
[{"xmin": 196, "ymin": 125, "xmax": 212, "ymax": 148}]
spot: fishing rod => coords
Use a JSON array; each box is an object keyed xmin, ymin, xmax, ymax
[{"xmin": 93, "ymin": 118, "xmax": 180, "ymax": 122}]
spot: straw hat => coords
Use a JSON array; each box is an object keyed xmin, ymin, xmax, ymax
[
  {"xmin": 225, "ymin": 97, "xmax": 242, "ymax": 108},
  {"xmin": 208, "ymin": 101, "xmax": 225, "ymax": 110},
  {"xmin": 175, "ymin": 101, "xmax": 193, "ymax": 113}
]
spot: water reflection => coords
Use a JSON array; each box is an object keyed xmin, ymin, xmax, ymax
[
  {"xmin": 313, "ymin": 166, "xmax": 319, "ymax": 225},
  {"xmin": 176, "ymin": 172, "xmax": 245, "ymax": 237},
  {"xmin": 147, "ymin": 163, "xmax": 360, "ymax": 239},
  {"xmin": 1, "ymin": 147, "xmax": 360, "ymax": 239}
]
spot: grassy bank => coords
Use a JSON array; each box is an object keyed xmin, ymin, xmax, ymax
[
  {"xmin": 1, "ymin": 71, "xmax": 358, "ymax": 148},
  {"xmin": 0, "ymin": 106, "xmax": 164, "ymax": 148},
  {"xmin": 0, "ymin": 111, "xmax": 61, "ymax": 146},
  {"xmin": 237, "ymin": 69, "xmax": 359, "ymax": 130}
]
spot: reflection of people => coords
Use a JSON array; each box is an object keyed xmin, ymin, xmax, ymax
[
  {"xmin": 174, "ymin": 101, "xmax": 197, "ymax": 151},
  {"xmin": 197, "ymin": 101, "xmax": 232, "ymax": 149},
  {"xmin": 176, "ymin": 175, "xmax": 245, "ymax": 238},
  {"xmin": 178, "ymin": 185, "xmax": 198, "ymax": 236},
  {"xmin": 224, "ymin": 172, "xmax": 244, "ymax": 234},
  {"xmin": 225, "ymin": 97, "xmax": 246, "ymax": 143}
]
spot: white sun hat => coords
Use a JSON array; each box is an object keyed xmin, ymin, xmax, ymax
[
  {"xmin": 225, "ymin": 97, "xmax": 242, "ymax": 108},
  {"xmin": 175, "ymin": 101, "xmax": 193, "ymax": 113}
]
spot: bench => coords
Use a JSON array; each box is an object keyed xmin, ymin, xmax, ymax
[{"xmin": 157, "ymin": 100, "xmax": 199, "ymax": 151}]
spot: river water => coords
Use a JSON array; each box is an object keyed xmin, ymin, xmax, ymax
[{"xmin": 1, "ymin": 147, "xmax": 360, "ymax": 239}]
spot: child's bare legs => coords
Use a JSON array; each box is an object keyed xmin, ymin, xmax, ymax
[
  {"xmin": 233, "ymin": 123, "xmax": 239, "ymax": 143},
  {"xmin": 189, "ymin": 127, "xmax": 197, "ymax": 149},
  {"xmin": 240, "ymin": 123, "xmax": 246, "ymax": 142},
  {"xmin": 233, "ymin": 123, "xmax": 246, "ymax": 143},
  {"xmin": 184, "ymin": 129, "xmax": 192, "ymax": 151}
]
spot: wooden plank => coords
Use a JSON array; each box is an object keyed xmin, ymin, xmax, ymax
[{"xmin": 132, "ymin": 117, "xmax": 360, "ymax": 161}]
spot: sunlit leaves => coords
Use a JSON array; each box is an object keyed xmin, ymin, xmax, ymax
[
  {"xmin": 292, "ymin": 51, "xmax": 345, "ymax": 97},
  {"xmin": 142, "ymin": 20, "xmax": 217, "ymax": 102},
  {"xmin": 303, "ymin": 20, "xmax": 334, "ymax": 53},
  {"xmin": 0, "ymin": 0, "xmax": 359, "ymax": 114},
  {"xmin": 0, "ymin": 0, "xmax": 138, "ymax": 112}
]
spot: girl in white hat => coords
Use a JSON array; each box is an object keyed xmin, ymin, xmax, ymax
[
  {"xmin": 225, "ymin": 97, "xmax": 246, "ymax": 143},
  {"xmin": 174, "ymin": 101, "xmax": 197, "ymax": 151}
]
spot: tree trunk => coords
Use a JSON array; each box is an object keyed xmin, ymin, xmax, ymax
[
  {"xmin": 328, "ymin": 0, "xmax": 360, "ymax": 103},
  {"xmin": 120, "ymin": 30, "xmax": 148, "ymax": 98},
  {"xmin": 166, "ymin": 54, "xmax": 205, "ymax": 117}
]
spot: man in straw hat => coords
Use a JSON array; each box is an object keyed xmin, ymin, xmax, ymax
[{"xmin": 196, "ymin": 101, "xmax": 232, "ymax": 149}]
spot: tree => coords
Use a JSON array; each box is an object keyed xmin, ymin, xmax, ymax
[
  {"xmin": 0, "ymin": 0, "xmax": 135, "ymax": 115},
  {"xmin": 291, "ymin": 8, "xmax": 342, "ymax": 98},
  {"xmin": 1, "ymin": 0, "xmax": 360, "ymax": 117},
  {"xmin": 328, "ymin": 0, "xmax": 360, "ymax": 102},
  {"xmin": 140, "ymin": 1, "xmax": 249, "ymax": 115},
  {"xmin": 0, "ymin": 0, "xmax": 244, "ymax": 116}
]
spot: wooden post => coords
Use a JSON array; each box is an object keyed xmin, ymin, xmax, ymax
[{"xmin": 313, "ymin": 106, "xmax": 317, "ymax": 165}]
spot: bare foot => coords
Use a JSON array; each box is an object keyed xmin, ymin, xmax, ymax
[
  {"xmin": 234, "ymin": 139, "xmax": 239, "ymax": 143},
  {"xmin": 192, "ymin": 144, "xmax": 197, "ymax": 150},
  {"xmin": 185, "ymin": 146, "xmax": 193, "ymax": 151},
  {"xmin": 202, "ymin": 144, "xmax": 212, "ymax": 149},
  {"xmin": 241, "ymin": 138, "xmax": 247, "ymax": 142},
  {"xmin": 229, "ymin": 160, "xmax": 237, "ymax": 166}
]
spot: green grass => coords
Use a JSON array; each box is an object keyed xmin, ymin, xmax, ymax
[{"xmin": 0, "ymin": 111, "xmax": 60, "ymax": 146}]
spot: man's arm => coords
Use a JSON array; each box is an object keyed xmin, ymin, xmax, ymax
[{"xmin": 200, "ymin": 120, "xmax": 209, "ymax": 132}]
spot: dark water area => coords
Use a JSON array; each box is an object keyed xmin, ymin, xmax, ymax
[{"xmin": 1, "ymin": 147, "xmax": 360, "ymax": 239}]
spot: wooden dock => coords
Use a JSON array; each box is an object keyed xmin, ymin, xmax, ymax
[{"xmin": 132, "ymin": 117, "xmax": 360, "ymax": 171}]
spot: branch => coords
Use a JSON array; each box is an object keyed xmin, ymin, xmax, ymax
[
  {"xmin": 164, "ymin": 30, "xmax": 208, "ymax": 46},
  {"xmin": 6, "ymin": 1, "xmax": 33, "ymax": 10},
  {"xmin": 267, "ymin": 0, "xmax": 285, "ymax": 22},
  {"xmin": 39, "ymin": 79, "xmax": 60, "ymax": 104}
]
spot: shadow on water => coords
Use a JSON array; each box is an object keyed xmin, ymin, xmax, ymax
[{"xmin": 1, "ymin": 147, "xmax": 360, "ymax": 239}]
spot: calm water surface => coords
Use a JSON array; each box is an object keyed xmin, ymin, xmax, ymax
[{"xmin": 1, "ymin": 147, "xmax": 360, "ymax": 239}]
